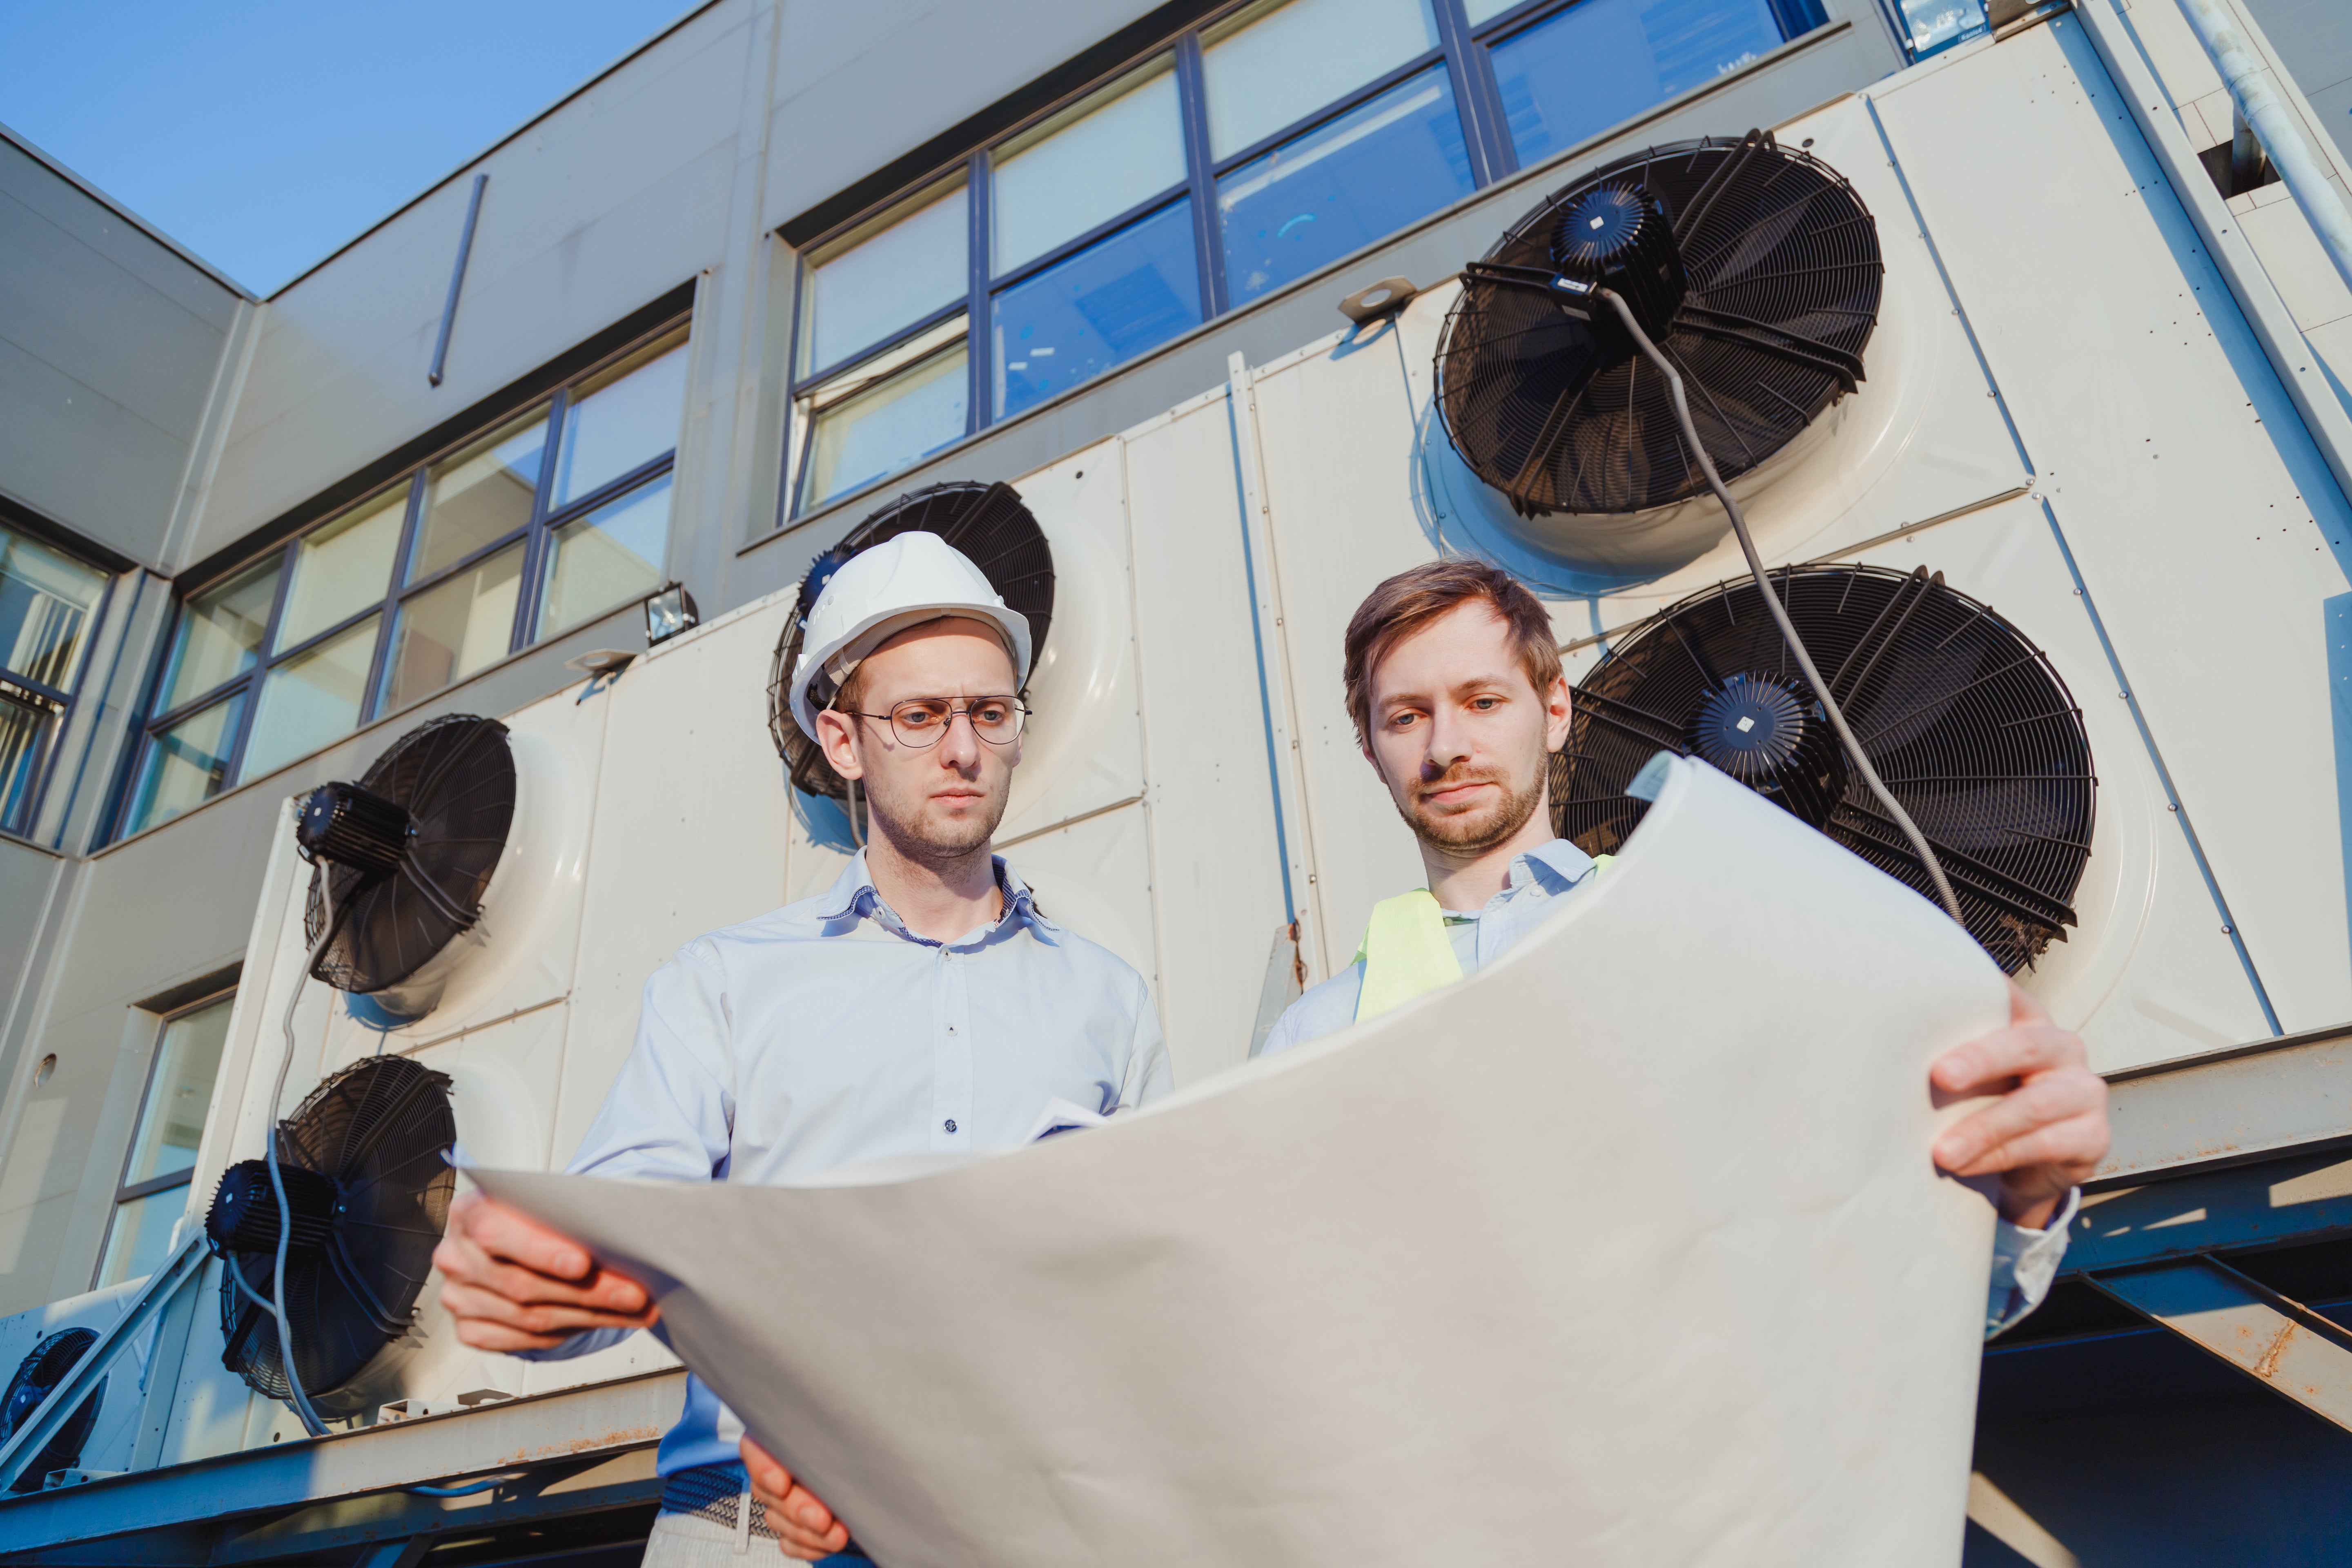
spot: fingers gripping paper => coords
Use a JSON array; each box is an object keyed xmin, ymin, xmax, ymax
[{"xmin": 476, "ymin": 758, "xmax": 2007, "ymax": 1567}]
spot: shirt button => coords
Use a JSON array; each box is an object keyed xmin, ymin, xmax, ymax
[{"xmin": 944, "ymin": 1119, "xmax": 958, "ymax": 1133}]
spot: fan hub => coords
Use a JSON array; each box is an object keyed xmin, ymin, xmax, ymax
[
  {"xmin": 1548, "ymin": 183, "xmax": 1686, "ymax": 347},
  {"xmin": 1693, "ymin": 676, "xmax": 1804, "ymax": 778}
]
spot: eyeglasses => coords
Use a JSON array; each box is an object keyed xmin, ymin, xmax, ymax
[{"xmin": 851, "ymin": 695, "xmax": 1029, "ymax": 748}]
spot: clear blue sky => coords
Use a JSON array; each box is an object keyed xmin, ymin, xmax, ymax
[{"xmin": 1, "ymin": 0, "xmax": 699, "ymax": 295}]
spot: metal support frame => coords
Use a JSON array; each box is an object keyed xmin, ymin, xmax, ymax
[
  {"xmin": 2096, "ymin": 1020, "xmax": 2352, "ymax": 1185},
  {"xmin": 2085, "ymin": 1255, "xmax": 2352, "ymax": 1432},
  {"xmin": 0, "ymin": 1368, "xmax": 685, "ymax": 1561}
]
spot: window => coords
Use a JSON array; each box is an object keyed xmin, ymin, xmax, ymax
[
  {"xmin": 96, "ymin": 992, "xmax": 234, "ymax": 1290},
  {"xmin": 783, "ymin": 0, "xmax": 1827, "ymax": 518},
  {"xmin": 121, "ymin": 321, "xmax": 690, "ymax": 838},
  {"xmin": 0, "ymin": 522, "xmax": 110, "ymax": 837}
]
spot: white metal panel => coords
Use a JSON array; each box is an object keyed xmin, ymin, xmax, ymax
[
  {"xmin": 1122, "ymin": 395, "xmax": 1293, "ymax": 1086},
  {"xmin": 1247, "ymin": 325, "xmax": 1445, "ymax": 977},
  {"xmin": 1841, "ymin": 495, "xmax": 2272, "ymax": 1063},
  {"xmin": 998, "ymin": 802, "xmax": 1159, "ymax": 1005},
  {"xmin": 556, "ymin": 602, "xmax": 797, "ymax": 1172},
  {"xmin": 1873, "ymin": 13, "xmax": 2352, "ymax": 1031},
  {"xmin": 998, "ymin": 440, "xmax": 1148, "ymax": 844}
]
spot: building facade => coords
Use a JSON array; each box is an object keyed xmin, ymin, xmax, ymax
[{"xmin": 4, "ymin": 0, "xmax": 2352, "ymax": 1560}]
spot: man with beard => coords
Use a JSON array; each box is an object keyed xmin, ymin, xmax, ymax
[
  {"xmin": 432, "ymin": 532, "xmax": 1171, "ymax": 1564},
  {"xmin": 1258, "ymin": 559, "xmax": 2109, "ymax": 1334}
]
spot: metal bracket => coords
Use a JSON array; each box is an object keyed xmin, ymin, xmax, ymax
[{"xmin": 1336, "ymin": 276, "xmax": 1419, "ymax": 325}]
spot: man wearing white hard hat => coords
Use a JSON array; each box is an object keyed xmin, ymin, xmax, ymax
[{"xmin": 432, "ymin": 531, "xmax": 1172, "ymax": 1565}]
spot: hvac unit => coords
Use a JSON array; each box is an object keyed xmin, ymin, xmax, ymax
[
  {"xmin": 205, "ymin": 1054, "xmax": 455, "ymax": 1419},
  {"xmin": 1410, "ymin": 123, "xmax": 2027, "ymax": 596},
  {"xmin": 1225, "ymin": 99, "xmax": 2270, "ymax": 1064},
  {"xmin": 0, "ymin": 1277, "xmax": 155, "ymax": 1490},
  {"xmin": 1554, "ymin": 564, "xmax": 2096, "ymax": 973}
]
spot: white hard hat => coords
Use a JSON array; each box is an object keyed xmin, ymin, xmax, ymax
[{"xmin": 788, "ymin": 531, "xmax": 1033, "ymax": 742}]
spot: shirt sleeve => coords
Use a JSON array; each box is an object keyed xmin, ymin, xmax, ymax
[
  {"xmin": 509, "ymin": 940, "xmax": 737, "ymax": 1363},
  {"xmin": 1256, "ymin": 962, "xmax": 1368, "ymax": 1058},
  {"xmin": 1116, "ymin": 978, "xmax": 1176, "ymax": 1110},
  {"xmin": 1985, "ymin": 1187, "xmax": 2079, "ymax": 1339}
]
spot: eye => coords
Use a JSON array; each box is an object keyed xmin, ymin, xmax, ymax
[
  {"xmin": 897, "ymin": 702, "xmax": 947, "ymax": 729},
  {"xmin": 973, "ymin": 700, "xmax": 1011, "ymax": 724},
  {"xmin": 1388, "ymin": 710, "xmax": 1419, "ymax": 730},
  {"xmin": 1470, "ymin": 696, "xmax": 1502, "ymax": 711}
]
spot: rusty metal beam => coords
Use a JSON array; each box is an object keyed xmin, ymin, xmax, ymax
[
  {"xmin": 2085, "ymin": 1256, "xmax": 2352, "ymax": 1432},
  {"xmin": 2094, "ymin": 1020, "xmax": 2352, "ymax": 1186}
]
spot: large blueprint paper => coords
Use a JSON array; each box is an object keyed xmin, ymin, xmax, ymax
[{"xmin": 477, "ymin": 757, "xmax": 2007, "ymax": 1567}]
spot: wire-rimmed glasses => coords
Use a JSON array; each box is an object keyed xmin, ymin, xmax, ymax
[{"xmin": 851, "ymin": 695, "xmax": 1029, "ymax": 748}]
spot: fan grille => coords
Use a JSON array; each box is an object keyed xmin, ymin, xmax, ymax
[
  {"xmin": 304, "ymin": 715, "xmax": 515, "ymax": 994},
  {"xmin": 1552, "ymin": 565, "xmax": 2094, "ymax": 972},
  {"xmin": 2, "ymin": 1328, "xmax": 104, "ymax": 1493},
  {"xmin": 765, "ymin": 482, "xmax": 1055, "ymax": 801},
  {"xmin": 1438, "ymin": 130, "xmax": 1882, "ymax": 517},
  {"xmin": 214, "ymin": 1055, "xmax": 456, "ymax": 1412}
]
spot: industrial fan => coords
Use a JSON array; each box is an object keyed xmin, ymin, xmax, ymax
[
  {"xmin": 2, "ymin": 1328, "xmax": 103, "ymax": 1492},
  {"xmin": 1436, "ymin": 128, "xmax": 1881, "ymax": 518},
  {"xmin": 766, "ymin": 481, "xmax": 1055, "ymax": 799},
  {"xmin": 1553, "ymin": 564, "xmax": 2095, "ymax": 971},
  {"xmin": 301, "ymin": 714, "xmax": 516, "ymax": 1009},
  {"xmin": 206, "ymin": 1054, "xmax": 456, "ymax": 1415}
]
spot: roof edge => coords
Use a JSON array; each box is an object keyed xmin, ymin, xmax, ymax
[{"xmin": 0, "ymin": 118, "xmax": 256, "ymax": 300}]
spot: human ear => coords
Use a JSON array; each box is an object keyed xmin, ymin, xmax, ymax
[
  {"xmin": 815, "ymin": 708, "xmax": 864, "ymax": 781},
  {"xmin": 1543, "ymin": 675, "xmax": 1572, "ymax": 753}
]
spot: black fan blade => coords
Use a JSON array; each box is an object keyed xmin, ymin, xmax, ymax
[{"xmin": 1558, "ymin": 566, "xmax": 2094, "ymax": 973}]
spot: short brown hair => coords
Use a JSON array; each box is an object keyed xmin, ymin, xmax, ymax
[{"xmin": 1342, "ymin": 559, "xmax": 1562, "ymax": 744}]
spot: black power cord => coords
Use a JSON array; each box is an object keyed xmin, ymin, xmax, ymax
[{"xmin": 1587, "ymin": 283, "xmax": 1967, "ymax": 927}]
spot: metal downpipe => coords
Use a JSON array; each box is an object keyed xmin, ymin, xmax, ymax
[{"xmin": 2172, "ymin": 0, "xmax": 2352, "ymax": 294}]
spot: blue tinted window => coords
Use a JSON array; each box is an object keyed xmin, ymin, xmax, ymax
[
  {"xmin": 1491, "ymin": 0, "xmax": 1787, "ymax": 168},
  {"xmin": 993, "ymin": 199, "xmax": 1203, "ymax": 419},
  {"xmin": 1218, "ymin": 67, "xmax": 1474, "ymax": 308}
]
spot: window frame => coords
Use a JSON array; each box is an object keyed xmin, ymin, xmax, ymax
[
  {"xmin": 780, "ymin": 0, "xmax": 1829, "ymax": 522},
  {"xmin": 0, "ymin": 518, "xmax": 118, "ymax": 843},
  {"xmin": 117, "ymin": 318, "xmax": 692, "ymax": 841},
  {"xmin": 94, "ymin": 985, "xmax": 236, "ymax": 1292}
]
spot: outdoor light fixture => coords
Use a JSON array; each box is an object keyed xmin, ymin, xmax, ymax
[{"xmin": 644, "ymin": 583, "xmax": 700, "ymax": 646}]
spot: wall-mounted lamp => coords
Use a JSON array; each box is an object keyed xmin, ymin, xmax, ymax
[{"xmin": 644, "ymin": 583, "xmax": 700, "ymax": 646}]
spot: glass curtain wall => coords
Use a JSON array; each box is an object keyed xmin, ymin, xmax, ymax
[
  {"xmin": 122, "ymin": 323, "xmax": 690, "ymax": 839},
  {"xmin": 0, "ymin": 523, "xmax": 110, "ymax": 837},
  {"xmin": 785, "ymin": 0, "xmax": 1827, "ymax": 518}
]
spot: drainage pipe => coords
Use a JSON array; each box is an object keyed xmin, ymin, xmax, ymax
[{"xmin": 2174, "ymin": 0, "xmax": 2352, "ymax": 294}]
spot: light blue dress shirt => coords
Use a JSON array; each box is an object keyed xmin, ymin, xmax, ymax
[
  {"xmin": 1257, "ymin": 837, "xmax": 2074, "ymax": 1338},
  {"xmin": 521, "ymin": 851, "xmax": 1173, "ymax": 1477}
]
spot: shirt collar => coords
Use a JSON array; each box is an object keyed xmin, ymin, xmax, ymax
[{"xmin": 813, "ymin": 851, "xmax": 1058, "ymax": 946}]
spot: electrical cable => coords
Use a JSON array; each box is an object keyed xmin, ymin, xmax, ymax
[{"xmin": 1593, "ymin": 286, "xmax": 1966, "ymax": 926}]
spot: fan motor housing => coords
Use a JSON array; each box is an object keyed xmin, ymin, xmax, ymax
[
  {"xmin": 1549, "ymin": 183, "xmax": 1686, "ymax": 347},
  {"xmin": 297, "ymin": 782, "xmax": 412, "ymax": 877},
  {"xmin": 206, "ymin": 1160, "xmax": 339, "ymax": 1254}
]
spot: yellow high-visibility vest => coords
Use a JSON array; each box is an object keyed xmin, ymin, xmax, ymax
[{"xmin": 1350, "ymin": 855, "xmax": 1611, "ymax": 1024}]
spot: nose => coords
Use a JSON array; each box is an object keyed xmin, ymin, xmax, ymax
[
  {"xmin": 1421, "ymin": 706, "xmax": 1475, "ymax": 774},
  {"xmin": 935, "ymin": 708, "xmax": 984, "ymax": 770}
]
